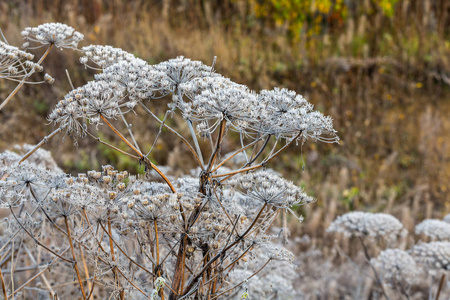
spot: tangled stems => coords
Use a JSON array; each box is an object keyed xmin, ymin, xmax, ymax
[{"xmin": 178, "ymin": 204, "xmax": 268, "ymax": 298}]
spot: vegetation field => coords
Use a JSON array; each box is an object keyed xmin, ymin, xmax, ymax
[{"xmin": 0, "ymin": 0, "xmax": 449, "ymax": 298}]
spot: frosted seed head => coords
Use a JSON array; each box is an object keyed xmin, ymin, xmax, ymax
[
  {"xmin": 21, "ymin": 23, "xmax": 83, "ymax": 49},
  {"xmin": 327, "ymin": 211, "xmax": 407, "ymax": 243},
  {"xmin": 411, "ymin": 241, "xmax": 450, "ymax": 274},
  {"xmin": 371, "ymin": 249, "xmax": 422, "ymax": 287},
  {"xmin": 415, "ymin": 219, "xmax": 450, "ymax": 241}
]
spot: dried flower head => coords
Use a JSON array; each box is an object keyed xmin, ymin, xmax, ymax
[
  {"xmin": 410, "ymin": 241, "xmax": 450, "ymax": 274},
  {"xmin": 21, "ymin": 23, "xmax": 84, "ymax": 49},
  {"xmin": 371, "ymin": 249, "xmax": 422, "ymax": 287},
  {"xmin": 94, "ymin": 59, "xmax": 169, "ymax": 101},
  {"xmin": 327, "ymin": 211, "xmax": 407, "ymax": 242},
  {"xmin": 182, "ymin": 78, "xmax": 258, "ymax": 130},
  {"xmin": 229, "ymin": 171, "xmax": 313, "ymax": 209},
  {"xmin": 415, "ymin": 219, "xmax": 450, "ymax": 241},
  {"xmin": 0, "ymin": 40, "xmax": 39, "ymax": 80},
  {"xmin": 80, "ymin": 45, "xmax": 137, "ymax": 68},
  {"xmin": 48, "ymin": 80, "xmax": 128, "ymax": 141},
  {"xmin": 255, "ymin": 88, "xmax": 338, "ymax": 143},
  {"xmin": 44, "ymin": 73, "xmax": 55, "ymax": 84},
  {"xmin": 153, "ymin": 56, "xmax": 217, "ymax": 94}
]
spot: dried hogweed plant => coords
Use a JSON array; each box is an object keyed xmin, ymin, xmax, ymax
[{"xmin": 0, "ymin": 23, "xmax": 338, "ymax": 299}]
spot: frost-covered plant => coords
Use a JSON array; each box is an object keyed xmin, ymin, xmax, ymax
[
  {"xmin": 411, "ymin": 242, "xmax": 450, "ymax": 273},
  {"xmin": 21, "ymin": 23, "xmax": 83, "ymax": 49},
  {"xmin": 0, "ymin": 21, "xmax": 339, "ymax": 300},
  {"xmin": 415, "ymin": 219, "xmax": 450, "ymax": 241}
]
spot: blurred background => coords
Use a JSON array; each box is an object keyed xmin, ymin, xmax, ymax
[{"xmin": 0, "ymin": 0, "xmax": 449, "ymax": 241}]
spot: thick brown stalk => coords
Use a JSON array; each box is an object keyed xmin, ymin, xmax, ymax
[
  {"xmin": 107, "ymin": 217, "xmax": 116, "ymax": 262},
  {"xmin": 79, "ymin": 246, "xmax": 93, "ymax": 299},
  {"xmin": 168, "ymin": 235, "xmax": 186, "ymax": 300},
  {"xmin": 107, "ymin": 216, "xmax": 122, "ymax": 298},
  {"xmin": 212, "ymin": 165, "xmax": 261, "ymax": 179},
  {"xmin": 64, "ymin": 217, "xmax": 87, "ymax": 299},
  {"xmin": 436, "ymin": 274, "xmax": 446, "ymax": 300},
  {"xmin": 86, "ymin": 282, "xmax": 96, "ymax": 300},
  {"xmin": 0, "ymin": 268, "xmax": 7, "ymax": 300},
  {"xmin": 84, "ymin": 130, "xmax": 140, "ymax": 160}
]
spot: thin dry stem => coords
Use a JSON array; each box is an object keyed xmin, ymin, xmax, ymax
[
  {"xmin": 138, "ymin": 102, "xmax": 204, "ymax": 169},
  {"xmin": 0, "ymin": 44, "xmax": 54, "ymax": 111},
  {"xmin": 18, "ymin": 128, "xmax": 62, "ymax": 164},
  {"xmin": 436, "ymin": 274, "xmax": 446, "ymax": 300},
  {"xmin": 99, "ymin": 114, "xmax": 176, "ymax": 192},
  {"xmin": 0, "ymin": 268, "xmax": 7, "ymax": 300},
  {"xmin": 64, "ymin": 216, "xmax": 87, "ymax": 299}
]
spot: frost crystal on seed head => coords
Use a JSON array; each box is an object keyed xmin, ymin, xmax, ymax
[
  {"xmin": 153, "ymin": 56, "xmax": 218, "ymax": 94},
  {"xmin": 443, "ymin": 213, "xmax": 450, "ymax": 224},
  {"xmin": 254, "ymin": 87, "xmax": 339, "ymax": 143},
  {"xmin": 94, "ymin": 60, "xmax": 169, "ymax": 101},
  {"xmin": 327, "ymin": 211, "xmax": 407, "ymax": 242},
  {"xmin": 21, "ymin": 23, "xmax": 84, "ymax": 49},
  {"xmin": 411, "ymin": 241, "xmax": 450, "ymax": 273},
  {"xmin": 415, "ymin": 219, "xmax": 450, "ymax": 241},
  {"xmin": 229, "ymin": 171, "xmax": 313, "ymax": 209},
  {"xmin": 371, "ymin": 249, "xmax": 422, "ymax": 287},
  {"xmin": 0, "ymin": 41, "xmax": 39, "ymax": 80},
  {"xmin": 80, "ymin": 45, "xmax": 137, "ymax": 68},
  {"xmin": 183, "ymin": 80, "xmax": 258, "ymax": 130}
]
